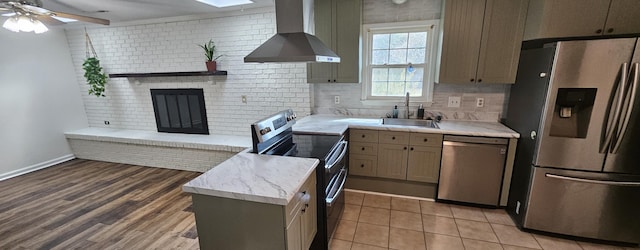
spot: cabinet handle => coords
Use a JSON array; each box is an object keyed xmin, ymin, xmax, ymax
[
  {"xmin": 327, "ymin": 79, "xmax": 331, "ymax": 82},
  {"xmin": 333, "ymin": 79, "xmax": 337, "ymax": 82},
  {"xmin": 361, "ymin": 147, "xmax": 365, "ymax": 151},
  {"xmin": 607, "ymin": 28, "xmax": 614, "ymax": 33},
  {"xmin": 596, "ymin": 29, "xmax": 603, "ymax": 34},
  {"xmin": 477, "ymin": 79, "xmax": 482, "ymax": 83},
  {"xmin": 362, "ymin": 135, "xmax": 365, "ymax": 138},
  {"xmin": 392, "ymin": 136, "xmax": 396, "ymax": 140},
  {"xmin": 410, "ymin": 147, "xmax": 414, "ymax": 151},
  {"xmin": 403, "ymin": 147, "xmax": 407, "ymax": 150},
  {"xmin": 470, "ymin": 78, "xmax": 475, "ymax": 82},
  {"xmin": 360, "ymin": 164, "xmax": 364, "ymax": 168},
  {"xmin": 423, "ymin": 138, "xmax": 428, "ymax": 142}
]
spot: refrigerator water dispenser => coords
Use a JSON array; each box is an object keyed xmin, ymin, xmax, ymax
[{"xmin": 550, "ymin": 88, "xmax": 597, "ymax": 138}]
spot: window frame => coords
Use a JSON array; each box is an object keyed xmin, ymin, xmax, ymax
[{"xmin": 361, "ymin": 20, "xmax": 440, "ymax": 104}]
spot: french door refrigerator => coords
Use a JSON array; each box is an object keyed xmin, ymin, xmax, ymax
[{"xmin": 505, "ymin": 38, "xmax": 640, "ymax": 244}]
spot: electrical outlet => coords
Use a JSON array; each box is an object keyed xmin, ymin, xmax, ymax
[
  {"xmin": 476, "ymin": 97, "xmax": 485, "ymax": 108},
  {"xmin": 448, "ymin": 96, "xmax": 461, "ymax": 108},
  {"xmin": 334, "ymin": 96, "xmax": 340, "ymax": 104},
  {"xmin": 241, "ymin": 95, "xmax": 247, "ymax": 104}
]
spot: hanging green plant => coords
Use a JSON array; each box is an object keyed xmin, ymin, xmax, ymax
[
  {"xmin": 83, "ymin": 57, "xmax": 107, "ymax": 97},
  {"xmin": 84, "ymin": 29, "xmax": 108, "ymax": 97}
]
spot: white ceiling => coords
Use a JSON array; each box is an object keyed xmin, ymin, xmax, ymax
[{"xmin": 39, "ymin": 0, "xmax": 275, "ymax": 23}]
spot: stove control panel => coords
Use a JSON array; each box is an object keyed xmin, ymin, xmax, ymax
[{"xmin": 251, "ymin": 109, "xmax": 297, "ymax": 143}]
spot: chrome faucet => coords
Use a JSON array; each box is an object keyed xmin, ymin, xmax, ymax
[{"xmin": 405, "ymin": 92, "xmax": 410, "ymax": 119}]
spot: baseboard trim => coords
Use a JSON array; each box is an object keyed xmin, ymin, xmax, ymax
[{"xmin": 0, "ymin": 154, "xmax": 76, "ymax": 181}]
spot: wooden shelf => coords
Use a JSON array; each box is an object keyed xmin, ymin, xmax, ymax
[{"xmin": 108, "ymin": 71, "xmax": 227, "ymax": 78}]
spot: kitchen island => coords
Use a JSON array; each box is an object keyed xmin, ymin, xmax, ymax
[{"xmin": 182, "ymin": 152, "xmax": 319, "ymax": 250}]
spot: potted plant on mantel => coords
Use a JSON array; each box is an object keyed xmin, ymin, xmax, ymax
[{"xmin": 199, "ymin": 39, "xmax": 224, "ymax": 72}]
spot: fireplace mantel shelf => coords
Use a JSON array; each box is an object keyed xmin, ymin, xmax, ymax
[{"xmin": 108, "ymin": 71, "xmax": 227, "ymax": 78}]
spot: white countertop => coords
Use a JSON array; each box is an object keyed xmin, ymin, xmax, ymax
[
  {"xmin": 183, "ymin": 152, "xmax": 319, "ymax": 205},
  {"xmin": 293, "ymin": 115, "xmax": 520, "ymax": 138}
]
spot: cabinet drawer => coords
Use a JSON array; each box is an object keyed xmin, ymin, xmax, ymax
[
  {"xmin": 379, "ymin": 131, "xmax": 410, "ymax": 145},
  {"xmin": 350, "ymin": 142, "xmax": 378, "ymax": 156},
  {"xmin": 349, "ymin": 155, "xmax": 377, "ymax": 177},
  {"xmin": 350, "ymin": 129, "xmax": 379, "ymax": 143},
  {"xmin": 410, "ymin": 133, "xmax": 443, "ymax": 147},
  {"xmin": 285, "ymin": 174, "xmax": 316, "ymax": 227}
]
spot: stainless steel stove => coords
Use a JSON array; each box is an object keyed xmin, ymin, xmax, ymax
[{"xmin": 251, "ymin": 109, "xmax": 348, "ymax": 250}]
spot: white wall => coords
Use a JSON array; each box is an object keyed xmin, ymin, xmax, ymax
[
  {"xmin": 312, "ymin": 0, "xmax": 510, "ymax": 121},
  {"xmin": 0, "ymin": 29, "xmax": 88, "ymax": 178},
  {"xmin": 65, "ymin": 8, "xmax": 311, "ymax": 136}
]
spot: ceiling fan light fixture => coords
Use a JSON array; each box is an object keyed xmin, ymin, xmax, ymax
[
  {"xmin": 16, "ymin": 15, "xmax": 34, "ymax": 32},
  {"xmin": 33, "ymin": 18, "xmax": 47, "ymax": 33},
  {"xmin": 2, "ymin": 16, "xmax": 20, "ymax": 32}
]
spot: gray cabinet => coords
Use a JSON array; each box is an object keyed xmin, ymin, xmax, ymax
[
  {"xmin": 192, "ymin": 173, "xmax": 316, "ymax": 250},
  {"xmin": 437, "ymin": 0, "xmax": 528, "ymax": 84},
  {"xmin": 307, "ymin": 0, "xmax": 361, "ymax": 83},
  {"xmin": 524, "ymin": 0, "xmax": 640, "ymax": 40},
  {"xmin": 348, "ymin": 129, "xmax": 442, "ymax": 183}
]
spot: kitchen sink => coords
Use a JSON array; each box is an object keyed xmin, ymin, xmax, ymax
[{"xmin": 382, "ymin": 118, "xmax": 439, "ymax": 129}]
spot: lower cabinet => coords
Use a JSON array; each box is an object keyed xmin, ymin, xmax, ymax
[
  {"xmin": 349, "ymin": 129, "xmax": 443, "ymax": 183},
  {"xmin": 191, "ymin": 174, "xmax": 316, "ymax": 250},
  {"xmin": 407, "ymin": 146, "xmax": 443, "ymax": 183}
]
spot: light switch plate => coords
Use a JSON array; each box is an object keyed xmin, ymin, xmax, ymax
[
  {"xmin": 241, "ymin": 95, "xmax": 247, "ymax": 104},
  {"xmin": 448, "ymin": 96, "xmax": 461, "ymax": 108}
]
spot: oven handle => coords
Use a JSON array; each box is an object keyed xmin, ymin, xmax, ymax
[
  {"xmin": 326, "ymin": 168, "xmax": 348, "ymax": 207},
  {"xmin": 325, "ymin": 140, "xmax": 348, "ymax": 173}
]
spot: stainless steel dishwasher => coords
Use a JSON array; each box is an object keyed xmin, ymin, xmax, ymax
[{"xmin": 437, "ymin": 135, "xmax": 508, "ymax": 206}]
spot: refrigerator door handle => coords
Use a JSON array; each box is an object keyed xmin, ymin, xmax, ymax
[
  {"xmin": 612, "ymin": 63, "xmax": 639, "ymax": 154},
  {"xmin": 545, "ymin": 173, "xmax": 640, "ymax": 187},
  {"xmin": 600, "ymin": 63, "xmax": 629, "ymax": 153}
]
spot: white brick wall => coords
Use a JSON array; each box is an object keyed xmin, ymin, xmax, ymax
[
  {"xmin": 65, "ymin": 9, "xmax": 311, "ymax": 136},
  {"xmin": 312, "ymin": 0, "xmax": 510, "ymax": 122},
  {"xmin": 68, "ymin": 139, "xmax": 237, "ymax": 172}
]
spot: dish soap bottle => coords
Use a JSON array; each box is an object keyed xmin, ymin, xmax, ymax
[
  {"xmin": 417, "ymin": 104, "xmax": 425, "ymax": 119},
  {"xmin": 392, "ymin": 105, "xmax": 399, "ymax": 118}
]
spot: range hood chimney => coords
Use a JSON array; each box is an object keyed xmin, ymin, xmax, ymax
[{"xmin": 244, "ymin": 0, "xmax": 340, "ymax": 63}]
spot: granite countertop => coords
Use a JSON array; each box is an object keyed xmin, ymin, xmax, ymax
[
  {"xmin": 293, "ymin": 115, "xmax": 520, "ymax": 138},
  {"xmin": 182, "ymin": 152, "xmax": 319, "ymax": 206}
]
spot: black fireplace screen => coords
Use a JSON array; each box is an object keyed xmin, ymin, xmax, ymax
[{"xmin": 150, "ymin": 89, "xmax": 209, "ymax": 134}]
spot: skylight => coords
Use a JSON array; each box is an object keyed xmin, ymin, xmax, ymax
[{"xmin": 195, "ymin": 0, "xmax": 253, "ymax": 8}]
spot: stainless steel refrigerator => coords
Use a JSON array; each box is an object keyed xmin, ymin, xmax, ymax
[{"xmin": 505, "ymin": 38, "xmax": 640, "ymax": 244}]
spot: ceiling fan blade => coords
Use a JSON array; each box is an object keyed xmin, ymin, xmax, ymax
[
  {"xmin": 37, "ymin": 14, "xmax": 66, "ymax": 26},
  {"xmin": 52, "ymin": 11, "xmax": 109, "ymax": 25},
  {"xmin": 18, "ymin": 4, "xmax": 52, "ymax": 15}
]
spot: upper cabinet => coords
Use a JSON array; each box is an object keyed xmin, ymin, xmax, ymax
[
  {"xmin": 307, "ymin": 0, "xmax": 361, "ymax": 83},
  {"xmin": 524, "ymin": 0, "xmax": 640, "ymax": 40},
  {"xmin": 437, "ymin": 0, "xmax": 529, "ymax": 84}
]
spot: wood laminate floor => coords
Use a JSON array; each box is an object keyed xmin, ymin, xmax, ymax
[{"xmin": 0, "ymin": 159, "xmax": 201, "ymax": 249}]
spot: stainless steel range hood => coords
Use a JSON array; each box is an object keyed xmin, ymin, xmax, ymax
[{"xmin": 244, "ymin": 0, "xmax": 340, "ymax": 63}]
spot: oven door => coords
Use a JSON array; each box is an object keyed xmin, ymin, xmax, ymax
[{"xmin": 325, "ymin": 165, "xmax": 347, "ymax": 240}]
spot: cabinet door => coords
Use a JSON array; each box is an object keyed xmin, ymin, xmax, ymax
[
  {"xmin": 377, "ymin": 144, "xmax": 408, "ymax": 180},
  {"xmin": 603, "ymin": 0, "xmax": 640, "ymax": 35},
  {"xmin": 286, "ymin": 211, "xmax": 302, "ymax": 250},
  {"xmin": 334, "ymin": 0, "xmax": 361, "ymax": 83},
  {"xmin": 523, "ymin": 0, "xmax": 610, "ymax": 40},
  {"xmin": 307, "ymin": 0, "xmax": 334, "ymax": 83},
  {"xmin": 437, "ymin": 0, "xmax": 486, "ymax": 84},
  {"xmin": 301, "ymin": 180, "xmax": 317, "ymax": 249},
  {"xmin": 349, "ymin": 154, "xmax": 377, "ymax": 177},
  {"xmin": 407, "ymin": 146, "xmax": 442, "ymax": 183},
  {"xmin": 475, "ymin": 0, "xmax": 528, "ymax": 84}
]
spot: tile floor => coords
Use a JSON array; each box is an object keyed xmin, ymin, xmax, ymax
[{"xmin": 329, "ymin": 190, "xmax": 639, "ymax": 250}]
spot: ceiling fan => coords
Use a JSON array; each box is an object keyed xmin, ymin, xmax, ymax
[{"xmin": 0, "ymin": 0, "xmax": 110, "ymax": 33}]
